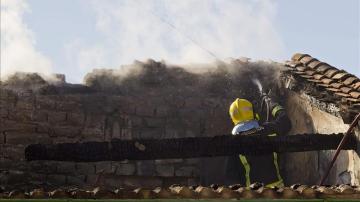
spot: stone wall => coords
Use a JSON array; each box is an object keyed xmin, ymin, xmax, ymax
[
  {"xmin": 284, "ymin": 91, "xmax": 360, "ymax": 185},
  {"xmin": 1, "ymin": 60, "xmax": 286, "ymax": 189},
  {"xmin": 0, "ymin": 87, "xmax": 233, "ymax": 189},
  {"xmin": 1, "ymin": 60, "xmax": 358, "ymax": 189},
  {"xmin": 4, "ymin": 87, "xmax": 358, "ymax": 188}
]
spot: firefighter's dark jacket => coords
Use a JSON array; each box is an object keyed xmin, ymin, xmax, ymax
[
  {"xmin": 261, "ymin": 101, "xmax": 292, "ymax": 135},
  {"xmin": 225, "ymin": 99, "xmax": 291, "ymax": 186}
]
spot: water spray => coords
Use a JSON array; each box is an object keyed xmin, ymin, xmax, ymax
[
  {"xmin": 252, "ymin": 78, "xmax": 263, "ymax": 95},
  {"xmin": 252, "ymin": 78, "xmax": 271, "ymax": 122}
]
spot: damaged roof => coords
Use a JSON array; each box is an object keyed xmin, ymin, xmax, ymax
[{"xmin": 285, "ymin": 53, "xmax": 360, "ymax": 123}]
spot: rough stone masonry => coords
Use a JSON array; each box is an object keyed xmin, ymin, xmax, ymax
[
  {"xmin": 0, "ymin": 58, "xmax": 358, "ymax": 189},
  {"xmin": 0, "ymin": 59, "xmax": 285, "ymax": 189}
]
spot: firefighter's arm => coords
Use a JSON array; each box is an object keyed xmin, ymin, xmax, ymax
[{"xmin": 262, "ymin": 103, "xmax": 292, "ymax": 135}]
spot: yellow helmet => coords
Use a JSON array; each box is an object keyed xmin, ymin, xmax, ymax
[{"xmin": 229, "ymin": 98, "xmax": 255, "ymax": 125}]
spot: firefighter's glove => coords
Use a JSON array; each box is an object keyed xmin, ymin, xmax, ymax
[{"xmin": 261, "ymin": 122, "xmax": 276, "ymax": 135}]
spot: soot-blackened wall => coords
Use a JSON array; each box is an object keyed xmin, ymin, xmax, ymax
[
  {"xmin": 0, "ymin": 59, "xmax": 284, "ymax": 189},
  {"xmin": 5, "ymin": 59, "xmax": 355, "ymax": 189},
  {"xmin": 0, "ymin": 88, "xmax": 236, "ymax": 189}
]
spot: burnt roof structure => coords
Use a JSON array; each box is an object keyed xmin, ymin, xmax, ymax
[{"xmin": 284, "ymin": 53, "xmax": 360, "ymax": 123}]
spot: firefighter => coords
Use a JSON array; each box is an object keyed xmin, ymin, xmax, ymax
[{"xmin": 225, "ymin": 97, "xmax": 291, "ymax": 187}]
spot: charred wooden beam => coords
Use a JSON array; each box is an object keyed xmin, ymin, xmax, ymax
[{"xmin": 25, "ymin": 133, "xmax": 357, "ymax": 162}]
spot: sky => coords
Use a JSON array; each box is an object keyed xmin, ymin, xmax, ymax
[{"xmin": 1, "ymin": 0, "xmax": 359, "ymax": 83}]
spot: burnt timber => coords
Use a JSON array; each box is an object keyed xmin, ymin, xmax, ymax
[{"xmin": 25, "ymin": 133, "xmax": 357, "ymax": 162}]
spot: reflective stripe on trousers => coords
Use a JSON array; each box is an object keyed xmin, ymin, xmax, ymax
[
  {"xmin": 239, "ymin": 154, "xmax": 251, "ymax": 187},
  {"xmin": 239, "ymin": 133, "xmax": 284, "ymax": 187},
  {"xmin": 238, "ymin": 152, "xmax": 283, "ymax": 187}
]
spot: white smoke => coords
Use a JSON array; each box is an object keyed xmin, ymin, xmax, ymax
[
  {"xmin": 66, "ymin": 0, "xmax": 285, "ymax": 82},
  {"xmin": 1, "ymin": 0, "xmax": 286, "ymax": 83},
  {"xmin": 0, "ymin": 0, "xmax": 53, "ymax": 80}
]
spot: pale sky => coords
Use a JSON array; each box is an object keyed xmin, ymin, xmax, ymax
[{"xmin": 1, "ymin": 0, "xmax": 359, "ymax": 83}]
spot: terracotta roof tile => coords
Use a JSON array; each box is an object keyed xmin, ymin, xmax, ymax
[
  {"xmin": 299, "ymin": 74, "xmax": 313, "ymax": 79},
  {"xmin": 308, "ymin": 79, "xmax": 322, "ymax": 83},
  {"xmin": 324, "ymin": 68, "xmax": 340, "ymax": 78},
  {"xmin": 305, "ymin": 58, "xmax": 319, "ymax": 66},
  {"xmin": 316, "ymin": 64, "xmax": 332, "ymax": 73},
  {"xmin": 8, "ymin": 190, "xmax": 26, "ymax": 199},
  {"xmin": 313, "ymin": 74, "xmax": 325, "ymax": 80},
  {"xmin": 326, "ymin": 87, "xmax": 341, "ymax": 92},
  {"xmin": 305, "ymin": 70, "xmax": 316, "ymax": 76},
  {"xmin": 340, "ymin": 86, "xmax": 353, "ymax": 94},
  {"xmin": 307, "ymin": 60, "xmax": 323, "ymax": 69},
  {"xmin": 291, "ymin": 53, "xmax": 310, "ymax": 61},
  {"xmin": 320, "ymin": 78, "xmax": 335, "ymax": 84},
  {"xmin": 334, "ymin": 92, "xmax": 350, "ymax": 98},
  {"xmin": 316, "ymin": 83, "xmax": 330, "ymax": 88},
  {"xmin": 289, "ymin": 53, "xmax": 359, "ymax": 118},
  {"xmin": 2, "ymin": 185, "xmax": 360, "ymax": 200},
  {"xmin": 285, "ymin": 60, "xmax": 301, "ymax": 68},
  {"xmin": 344, "ymin": 97, "xmax": 360, "ymax": 103},
  {"xmin": 295, "ymin": 65, "xmax": 308, "ymax": 72},
  {"xmin": 299, "ymin": 56, "xmax": 315, "ymax": 65},
  {"xmin": 332, "ymin": 72, "xmax": 350, "ymax": 80},
  {"xmin": 293, "ymin": 71, "xmax": 306, "ymax": 75},
  {"xmin": 349, "ymin": 91, "xmax": 360, "ymax": 99},
  {"xmin": 343, "ymin": 76, "xmax": 359, "ymax": 86},
  {"xmin": 330, "ymin": 82, "xmax": 344, "ymax": 89},
  {"xmin": 352, "ymin": 82, "xmax": 360, "ymax": 90},
  {"xmin": 49, "ymin": 189, "xmax": 69, "ymax": 198}
]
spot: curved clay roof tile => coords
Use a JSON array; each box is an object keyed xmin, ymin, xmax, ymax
[
  {"xmin": 352, "ymin": 82, "xmax": 360, "ymax": 90},
  {"xmin": 299, "ymin": 56, "xmax": 315, "ymax": 65},
  {"xmin": 349, "ymin": 92, "xmax": 360, "ymax": 99},
  {"xmin": 326, "ymin": 87, "xmax": 341, "ymax": 92},
  {"xmin": 320, "ymin": 78, "xmax": 335, "ymax": 85},
  {"xmin": 296, "ymin": 65, "xmax": 308, "ymax": 72},
  {"xmin": 334, "ymin": 92, "xmax": 350, "ymax": 98},
  {"xmin": 316, "ymin": 64, "xmax": 332, "ymax": 73},
  {"xmin": 340, "ymin": 86, "xmax": 353, "ymax": 94},
  {"xmin": 324, "ymin": 68, "xmax": 340, "ymax": 78},
  {"xmin": 343, "ymin": 76, "xmax": 359, "ymax": 86},
  {"xmin": 330, "ymin": 82, "xmax": 344, "ymax": 89},
  {"xmin": 332, "ymin": 72, "xmax": 351, "ymax": 80},
  {"xmin": 305, "ymin": 70, "xmax": 316, "ymax": 76},
  {"xmin": 291, "ymin": 53, "xmax": 310, "ymax": 61},
  {"xmin": 313, "ymin": 74, "xmax": 325, "ymax": 80},
  {"xmin": 307, "ymin": 60, "xmax": 323, "ymax": 69}
]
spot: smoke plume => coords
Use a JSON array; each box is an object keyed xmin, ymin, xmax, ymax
[
  {"xmin": 1, "ymin": 0, "xmax": 285, "ymax": 84},
  {"xmin": 65, "ymin": 0, "xmax": 285, "ymax": 82},
  {"xmin": 0, "ymin": 0, "xmax": 53, "ymax": 80},
  {"xmin": 84, "ymin": 59, "xmax": 286, "ymax": 105}
]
